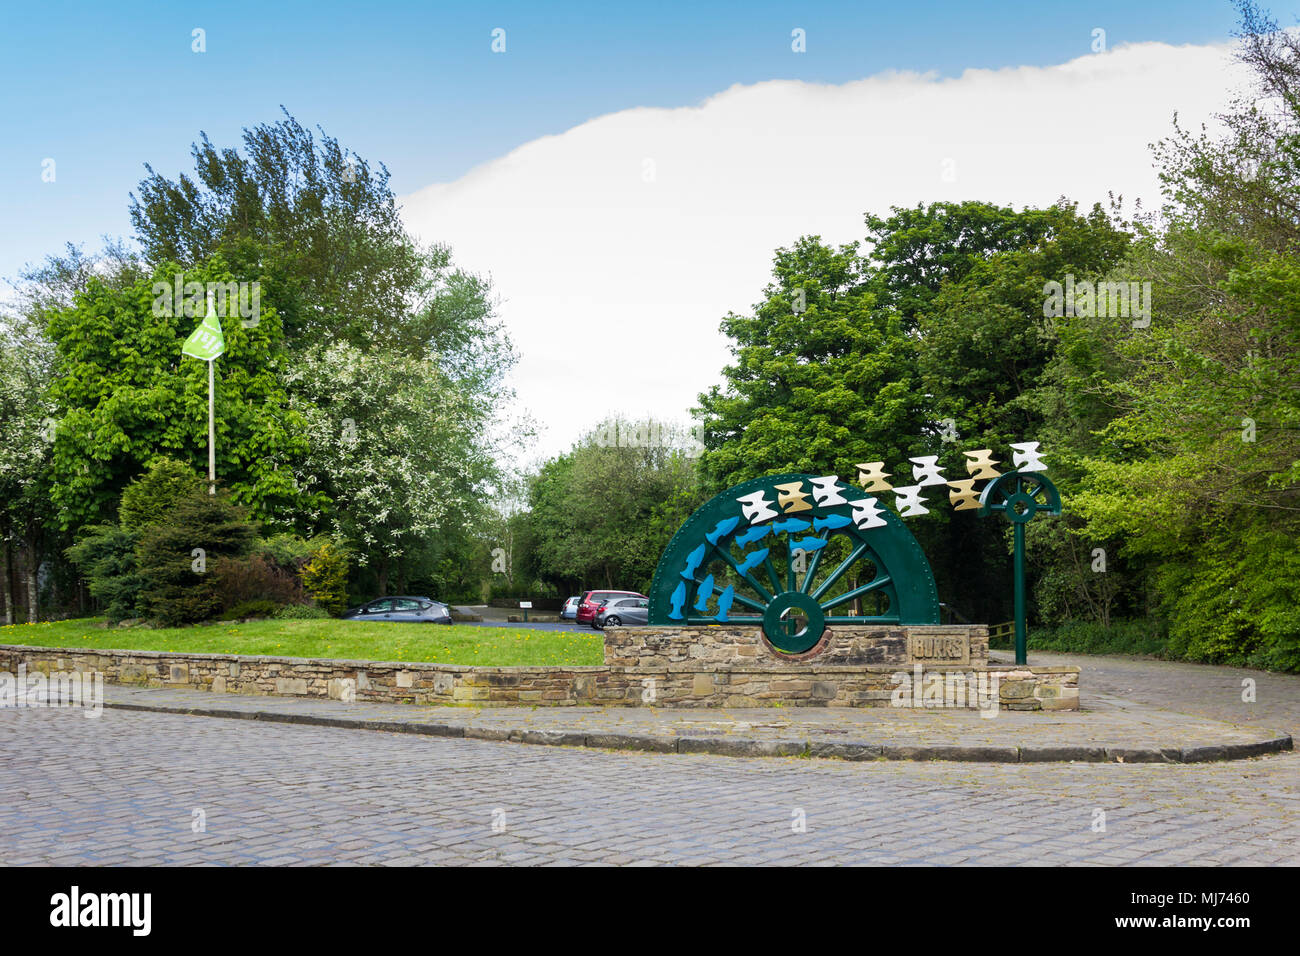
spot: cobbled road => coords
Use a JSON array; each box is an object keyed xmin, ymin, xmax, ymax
[{"xmin": 1, "ymin": 653, "xmax": 1297, "ymax": 866}]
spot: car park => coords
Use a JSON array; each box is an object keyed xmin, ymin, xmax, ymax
[
  {"xmin": 575, "ymin": 589, "xmax": 646, "ymax": 625},
  {"xmin": 560, "ymin": 596, "xmax": 581, "ymax": 621},
  {"xmin": 593, "ymin": 596, "xmax": 649, "ymax": 628},
  {"xmin": 341, "ymin": 596, "xmax": 453, "ymax": 624}
]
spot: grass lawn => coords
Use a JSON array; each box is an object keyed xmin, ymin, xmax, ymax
[{"xmin": 0, "ymin": 618, "xmax": 603, "ymax": 667}]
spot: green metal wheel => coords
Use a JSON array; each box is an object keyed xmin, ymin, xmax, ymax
[{"xmin": 648, "ymin": 473, "xmax": 941, "ymax": 654}]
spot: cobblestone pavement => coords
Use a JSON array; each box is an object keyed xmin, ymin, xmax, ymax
[
  {"xmin": 91, "ymin": 680, "xmax": 1290, "ymax": 762},
  {"xmin": 1, "ymin": 652, "xmax": 1298, "ymax": 865}
]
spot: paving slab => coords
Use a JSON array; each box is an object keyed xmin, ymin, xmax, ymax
[{"xmin": 93, "ymin": 681, "xmax": 1291, "ymax": 762}]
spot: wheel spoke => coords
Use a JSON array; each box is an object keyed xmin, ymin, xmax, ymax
[
  {"xmin": 821, "ymin": 574, "xmax": 892, "ymax": 612},
  {"xmin": 810, "ymin": 540, "xmax": 869, "ymax": 601},
  {"xmin": 800, "ymin": 547, "xmax": 824, "ymax": 593},
  {"xmin": 706, "ymin": 544, "xmax": 773, "ymax": 603}
]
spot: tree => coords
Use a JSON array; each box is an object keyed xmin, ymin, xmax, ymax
[
  {"xmin": 0, "ymin": 322, "xmax": 56, "ymax": 622},
  {"xmin": 288, "ymin": 341, "xmax": 499, "ymax": 593},
  {"xmin": 135, "ymin": 490, "xmax": 259, "ymax": 626},
  {"xmin": 119, "ymin": 458, "xmax": 205, "ymax": 532},
  {"xmin": 44, "ymin": 258, "xmax": 310, "ymax": 531},
  {"xmin": 695, "ymin": 236, "xmax": 925, "ymax": 493},
  {"xmin": 526, "ymin": 419, "xmax": 703, "ymax": 594}
]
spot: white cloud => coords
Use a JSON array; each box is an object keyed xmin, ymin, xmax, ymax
[{"xmin": 401, "ymin": 40, "xmax": 1248, "ymax": 466}]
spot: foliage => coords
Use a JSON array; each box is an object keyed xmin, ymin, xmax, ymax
[
  {"xmin": 526, "ymin": 418, "xmax": 704, "ymax": 594},
  {"xmin": 210, "ymin": 553, "xmax": 306, "ymax": 610},
  {"xmin": 64, "ymin": 525, "xmax": 142, "ymax": 624},
  {"xmin": 288, "ymin": 341, "xmax": 498, "ymax": 589},
  {"xmin": 300, "ymin": 538, "xmax": 350, "ymax": 616},
  {"xmin": 135, "ymin": 491, "xmax": 259, "ymax": 626},
  {"xmin": 44, "ymin": 258, "xmax": 309, "ymax": 531},
  {"xmin": 694, "ymin": 237, "xmax": 924, "ymax": 492},
  {"xmin": 119, "ymin": 458, "xmax": 205, "ymax": 532}
]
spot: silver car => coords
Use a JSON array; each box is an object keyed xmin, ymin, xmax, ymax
[
  {"xmin": 560, "ymin": 596, "xmax": 581, "ymax": 621},
  {"xmin": 593, "ymin": 596, "xmax": 649, "ymax": 628},
  {"xmin": 342, "ymin": 596, "xmax": 453, "ymax": 624}
]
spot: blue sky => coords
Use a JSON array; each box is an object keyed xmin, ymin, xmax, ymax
[{"xmin": 1, "ymin": 0, "xmax": 1250, "ymax": 286}]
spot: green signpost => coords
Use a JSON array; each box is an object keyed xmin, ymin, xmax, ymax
[{"xmin": 181, "ymin": 297, "xmax": 226, "ymax": 495}]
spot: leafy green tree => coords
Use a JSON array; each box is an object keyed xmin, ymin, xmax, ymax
[
  {"xmin": 45, "ymin": 257, "xmax": 309, "ymax": 531},
  {"xmin": 287, "ymin": 341, "xmax": 499, "ymax": 594},
  {"xmin": 527, "ymin": 419, "xmax": 703, "ymax": 594},
  {"xmin": 695, "ymin": 237, "xmax": 924, "ymax": 492}
]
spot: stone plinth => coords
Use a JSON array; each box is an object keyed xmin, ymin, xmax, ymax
[{"xmin": 604, "ymin": 624, "xmax": 988, "ymax": 668}]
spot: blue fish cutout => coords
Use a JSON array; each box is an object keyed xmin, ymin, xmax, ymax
[
  {"xmin": 693, "ymin": 574, "xmax": 715, "ymax": 613},
  {"xmin": 772, "ymin": 518, "xmax": 811, "ymax": 535},
  {"xmin": 736, "ymin": 547, "xmax": 769, "ymax": 576},
  {"xmin": 668, "ymin": 581, "xmax": 687, "ymax": 620},
  {"xmin": 790, "ymin": 536, "xmax": 828, "ymax": 552},
  {"xmin": 715, "ymin": 585, "xmax": 735, "ymax": 622},
  {"xmin": 813, "ymin": 514, "xmax": 852, "ymax": 532},
  {"xmin": 705, "ymin": 516, "xmax": 740, "ymax": 545},
  {"xmin": 734, "ymin": 525, "xmax": 771, "ymax": 547},
  {"xmin": 681, "ymin": 542, "xmax": 707, "ymax": 580}
]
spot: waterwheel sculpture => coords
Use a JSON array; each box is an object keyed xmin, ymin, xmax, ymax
[{"xmin": 648, "ymin": 473, "xmax": 941, "ymax": 654}]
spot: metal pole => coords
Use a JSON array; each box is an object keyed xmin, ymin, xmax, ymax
[
  {"xmin": 1013, "ymin": 521, "xmax": 1026, "ymax": 665},
  {"xmin": 208, "ymin": 358, "xmax": 216, "ymax": 495}
]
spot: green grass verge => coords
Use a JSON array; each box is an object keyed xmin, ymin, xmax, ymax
[
  {"xmin": 0, "ymin": 618, "xmax": 603, "ymax": 667},
  {"xmin": 989, "ymin": 619, "xmax": 1171, "ymax": 658}
]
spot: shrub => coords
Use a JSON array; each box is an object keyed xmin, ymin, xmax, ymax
[
  {"xmin": 300, "ymin": 538, "xmax": 349, "ymax": 616},
  {"xmin": 135, "ymin": 491, "xmax": 260, "ymax": 626},
  {"xmin": 274, "ymin": 603, "xmax": 330, "ymax": 620},
  {"xmin": 217, "ymin": 599, "xmax": 281, "ymax": 621},
  {"xmin": 210, "ymin": 553, "xmax": 306, "ymax": 610},
  {"xmin": 261, "ymin": 532, "xmax": 314, "ymax": 571},
  {"xmin": 119, "ymin": 458, "xmax": 205, "ymax": 532},
  {"xmin": 65, "ymin": 525, "xmax": 143, "ymax": 624}
]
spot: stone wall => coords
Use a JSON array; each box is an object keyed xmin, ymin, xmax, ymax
[
  {"xmin": 604, "ymin": 624, "xmax": 989, "ymax": 668},
  {"xmin": 0, "ymin": 643, "xmax": 1076, "ymax": 711}
]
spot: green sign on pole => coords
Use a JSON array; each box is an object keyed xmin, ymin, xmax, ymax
[
  {"xmin": 181, "ymin": 309, "xmax": 226, "ymax": 361},
  {"xmin": 182, "ymin": 302, "xmax": 224, "ymax": 494}
]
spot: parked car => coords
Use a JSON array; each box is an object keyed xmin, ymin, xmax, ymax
[
  {"xmin": 560, "ymin": 596, "xmax": 581, "ymax": 621},
  {"xmin": 575, "ymin": 589, "xmax": 646, "ymax": 625},
  {"xmin": 341, "ymin": 596, "xmax": 453, "ymax": 624},
  {"xmin": 593, "ymin": 596, "xmax": 649, "ymax": 629}
]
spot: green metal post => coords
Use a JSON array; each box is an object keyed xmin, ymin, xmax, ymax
[{"xmin": 1013, "ymin": 521, "xmax": 1026, "ymax": 665}]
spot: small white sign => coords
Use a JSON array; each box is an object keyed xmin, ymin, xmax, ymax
[{"xmin": 519, "ymin": 601, "xmax": 533, "ymax": 609}]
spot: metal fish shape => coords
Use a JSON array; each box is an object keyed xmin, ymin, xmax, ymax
[
  {"xmin": 693, "ymin": 574, "xmax": 715, "ymax": 613},
  {"xmin": 705, "ymin": 516, "xmax": 740, "ymax": 545}
]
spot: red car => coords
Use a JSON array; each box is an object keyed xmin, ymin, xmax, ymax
[{"xmin": 575, "ymin": 589, "xmax": 647, "ymax": 625}]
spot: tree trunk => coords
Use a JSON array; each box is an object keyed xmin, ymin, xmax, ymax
[
  {"xmin": 396, "ymin": 558, "xmax": 406, "ymax": 595},
  {"xmin": 376, "ymin": 557, "xmax": 389, "ymax": 596},
  {"xmin": 25, "ymin": 549, "xmax": 38, "ymax": 624},
  {"xmin": 1, "ymin": 539, "xmax": 12, "ymax": 626}
]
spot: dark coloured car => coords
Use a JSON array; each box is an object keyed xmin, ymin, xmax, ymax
[
  {"xmin": 576, "ymin": 589, "xmax": 646, "ymax": 625},
  {"xmin": 593, "ymin": 596, "xmax": 649, "ymax": 628},
  {"xmin": 341, "ymin": 596, "xmax": 453, "ymax": 624}
]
